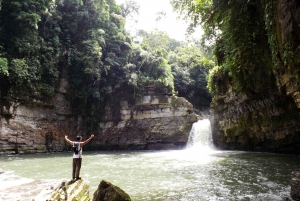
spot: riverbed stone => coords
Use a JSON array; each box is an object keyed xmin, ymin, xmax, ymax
[
  {"xmin": 291, "ymin": 169, "xmax": 300, "ymax": 201},
  {"xmin": 93, "ymin": 180, "xmax": 131, "ymax": 201}
]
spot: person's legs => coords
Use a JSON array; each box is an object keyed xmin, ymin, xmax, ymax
[
  {"xmin": 74, "ymin": 158, "xmax": 82, "ymax": 179},
  {"xmin": 72, "ymin": 158, "xmax": 76, "ymax": 179}
]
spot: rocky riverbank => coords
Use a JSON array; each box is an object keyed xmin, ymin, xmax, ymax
[{"xmin": 0, "ymin": 177, "xmax": 131, "ymax": 201}]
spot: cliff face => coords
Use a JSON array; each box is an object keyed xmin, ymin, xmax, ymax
[
  {"xmin": 0, "ymin": 76, "xmax": 199, "ymax": 154},
  {"xmin": 98, "ymin": 93, "xmax": 198, "ymax": 150},
  {"xmin": 211, "ymin": 0, "xmax": 300, "ymax": 153},
  {"xmin": 0, "ymin": 77, "xmax": 74, "ymax": 154},
  {"xmin": 276, "ymin": 0, "xmax": 300, "ymax": 107},
  {"xmin": 211, "ymin": 86, "xmax": 300, "ymax": 153}
]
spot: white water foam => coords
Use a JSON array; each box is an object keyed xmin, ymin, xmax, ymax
[{"xmin": 0, "ymin": 172, "xmax": 32, "ymax": 190}]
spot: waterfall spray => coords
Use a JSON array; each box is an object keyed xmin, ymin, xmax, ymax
[{"xmin": 187, "ymin": 119, "xmax": 213, "ymax": 149}]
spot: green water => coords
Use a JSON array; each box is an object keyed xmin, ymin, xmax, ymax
[
  {"xmin": 0, "ymin": 149, "xmax": 299, "ymax": 201},
  {"xmin": 1, "ymin": 120, "xmax": 299, "ymax": 200}
]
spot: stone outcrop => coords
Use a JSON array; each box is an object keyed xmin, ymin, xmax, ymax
[
  {"xmin": 96, "ymin": 94, "xmax": 198, "ymax": 150},
  {"xmin": 1, "ymin": 178, "xmax": 131, "ymax": 201},
  {"xmin": 35, "ymin": 179, "xmax": 90, "ymax": 201},
  {"xmin": 93, "ymin": 180, "xmax": 131, "ymax": 201},
  {"xmin": 291, "ymin": 170, "xmax": 300, "ymax": 201},
  {"xmin": 0, "ymin": 76, "xmax": 199, "ymax": 154},
  {"xmin": 47, "ymin": 179, "xmax": 131, "ymax": 201},
  {"xmin": 211, "ymin": 86, "xmax": 300, "ymax": 153}
]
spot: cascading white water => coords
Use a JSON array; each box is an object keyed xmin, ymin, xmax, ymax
[{"xmin": 186, "ymin": 119, "xmax": 213, "ymax": 149}]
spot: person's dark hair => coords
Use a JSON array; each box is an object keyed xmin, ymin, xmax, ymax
[{"xmin": 76, "ymin": 136, "xmax": 82, "ymax": 141}]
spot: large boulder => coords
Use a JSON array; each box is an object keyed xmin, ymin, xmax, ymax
[
  {"xmin": 35, "ymin": 179, "xmax": 90, "ymax": 201},
  {"xmin": 93, "ymin": 180, "xmax": 131, "ymax": 201}
]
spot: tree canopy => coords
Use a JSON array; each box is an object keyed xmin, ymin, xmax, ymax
[
  {"xmin": 171, "ymin": 0, "xmax": 284, "ymax": 95},
  {"xmin": 0, "ymin": 0, "xmax": 212, "ymax": 129}
]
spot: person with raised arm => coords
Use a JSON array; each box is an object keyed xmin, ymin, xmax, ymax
[{"xmin": 65, "ymin": 134, "xmax": 94, "ymax": 180}]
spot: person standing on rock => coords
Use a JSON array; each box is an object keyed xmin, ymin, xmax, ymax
[{"xmin": 64, "ymin": 134, "xmax": 94, "ymax": 180}]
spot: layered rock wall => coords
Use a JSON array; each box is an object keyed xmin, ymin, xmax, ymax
[
  {"xmin": 0, "ymin": 78, "xmax": 198, "ymax": 154},
  {"xmin": 211, "ymin": 88, "xmax": 300, "ymax": 152},
  {"xmin": 0, "ymin": 76, "xmax": 78, "ymax": 154},
  {"xmin": 97, "ymin": 95, "xmax": 198, "ymax": 150}
]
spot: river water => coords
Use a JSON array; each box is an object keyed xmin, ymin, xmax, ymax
[{"xmin": 0, "ymin": 119, "xmax": 299, "ymax": 201}]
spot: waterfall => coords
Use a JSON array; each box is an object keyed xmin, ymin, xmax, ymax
[{"xmin": 186, "ymin": 119, "xmax": 213, "ymax": 149}]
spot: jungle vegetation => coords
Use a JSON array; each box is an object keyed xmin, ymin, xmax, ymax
[
  {"xmin": 0, "ymin": 0, "xmax": 212, "ymax": 129},
  {"xmin": 171, "ymin": 0, "xmax": 300, "ymax": 98}
]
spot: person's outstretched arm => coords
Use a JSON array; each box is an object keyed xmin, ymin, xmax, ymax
[
  {"xmin": 65, "ymin": 135, "xmax": 73, "ymax": 145},
  {"xmin": 81, "ymin": 134, "xmax": 94, "ymax": 146}
]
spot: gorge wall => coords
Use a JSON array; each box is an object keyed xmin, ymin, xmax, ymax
[
  {"xmin": 211, "ymin": 87, "xmax": 300, "ymax": 153},
  {"xmin": 0, "ymin": 76, "xmax": 199, "ymax": 154},
  {"xmin": 211, "ymin": 0, "xmax": 300, "ymax": 153}
]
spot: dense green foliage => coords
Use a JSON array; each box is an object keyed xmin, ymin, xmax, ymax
[
  {"xmin": 0, "ymin": 0, "xmax": 122, "ymax": 120},
  {"xmin": 170, "ymin": 44, "xmax": 212, "ymax": 105},
  {"xmin": 0, "ymin": 0, "xmax": 212, "ymax": 128},
  {"xmin": 171, "ymin": 0, "xmax": 295, "ymax": 95},
  {"xmin": 132, "ymin": 29, "xmax": 174, "ymax": 93},
  {"xmin": 131, "ymin": 29, "xmax": 212, "ymax": 105},
  {"xmin": 0, "ymin": 0, "xmax": 56, "ymax": 96}
]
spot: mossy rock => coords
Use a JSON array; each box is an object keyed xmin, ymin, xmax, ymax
[
  {"xmin": 93, "ymin": 180, "xmax": 131, "ymax": 201},
  {"xmin": 50, "ymin": 179, "xmax": 90, "ymax": 201}
]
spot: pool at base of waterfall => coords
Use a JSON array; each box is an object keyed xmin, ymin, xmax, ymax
[{"xmin": 0, "ymin": 120, "xmax": 298, "ymax": 201}]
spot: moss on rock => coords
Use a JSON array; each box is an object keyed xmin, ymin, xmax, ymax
[{"xmin": 93, "ymin": 180, "xmax": 131, "ymax": 201}]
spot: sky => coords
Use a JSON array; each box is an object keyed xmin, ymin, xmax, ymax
[{"xmin": 115, "ymin": 0, "xmax": 203, "ymax": 41}]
